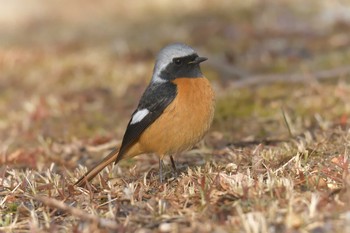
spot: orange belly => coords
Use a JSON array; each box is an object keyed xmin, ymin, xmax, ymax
[{"xmin": 135, "ymin": 77, "xmax": 215, "ymax": 157}]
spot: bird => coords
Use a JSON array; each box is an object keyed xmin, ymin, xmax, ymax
[{"xmin": 75, "ymin": 43, "xmax": 215, "ymax": 186}]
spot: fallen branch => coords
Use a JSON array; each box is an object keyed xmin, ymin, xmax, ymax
[
  {"xmin": 231, "ymin": 66, "xmax": 350, "ymax": 88},
  {"xmin": 206, "ymin": 56, "xmax": 249, "ymax": 80},
  {"xmin": 35, "ymin": 196, "xmax": 119, "ymax": 230},
  {"xmin": 205, "ymin": 51, "xmax": 350, "ymax": 88}
]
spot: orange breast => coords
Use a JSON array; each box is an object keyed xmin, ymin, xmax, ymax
[{"xmin": 137, "ymin": 77, "xmax": 215, "ymax": 157}]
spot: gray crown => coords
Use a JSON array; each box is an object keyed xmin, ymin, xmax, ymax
[{"xmin": 152, "ymin": 43, "xmax": 196, "ymax": 82}]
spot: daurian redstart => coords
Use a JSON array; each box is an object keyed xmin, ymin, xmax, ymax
[{"xmin": 75, "ymin": 43, "xmax": 215, "ymax": 186}]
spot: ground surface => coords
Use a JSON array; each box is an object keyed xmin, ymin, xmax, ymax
[{"xmin": 1, "ymin": 1, "xmax": 350, "ymax": 232}]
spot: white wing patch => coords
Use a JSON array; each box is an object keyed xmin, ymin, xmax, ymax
[{"xmin": 130, "ymin": 108, "xmax": 149, "ymax": 124}]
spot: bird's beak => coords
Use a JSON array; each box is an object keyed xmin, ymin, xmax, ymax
[{"xmin": 188, "ymin": 56, "xmax": 208, "ymax": 64}]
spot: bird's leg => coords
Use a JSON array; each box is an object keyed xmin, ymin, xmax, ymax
[
  {"xmin": 170, "ymin": 155, "xmax": 178, "ymax": 177},
  {"xmin": 159, "ymin": 157, "xmax": 163, "ymax": 183}
]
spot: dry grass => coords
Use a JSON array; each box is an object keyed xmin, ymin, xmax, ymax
[{"xmin": 1, "ymin": 1, "xmax": 350, "ymax": 232}]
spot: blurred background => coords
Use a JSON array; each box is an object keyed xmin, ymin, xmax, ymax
[
  {"xmin": 1, "ymin": 2, "xmax": 350, "ymax": 232},
  {"xmin": 1, "ymin": 0, "xmax": 350, "ymax": 160}
]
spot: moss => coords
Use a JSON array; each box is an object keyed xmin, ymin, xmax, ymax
[
  {"xmin": 214, "ymin": 84, "xmax": 288, "ymax": 123},
  {"xmin": 4, "ymin": 203, "xmax": 18, "ymax": 215},
  {"xmin": 215, "ymin": 90, "xmax": 254, "ymax": 121}
]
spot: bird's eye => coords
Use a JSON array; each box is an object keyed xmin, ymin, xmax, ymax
[{"xmin": 174, "ymin": 59, "xmax": 182, "ymax": 65}]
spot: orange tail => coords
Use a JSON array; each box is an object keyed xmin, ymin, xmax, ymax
[{"xmin": 74, "ymin": 148, "xmax": 120, "ymax": 187}]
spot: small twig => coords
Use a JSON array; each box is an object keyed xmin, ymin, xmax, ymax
[
  {"xmin": 281, "ymin": 107, "xmax": 294, "ymax": 137},
  {"xmin": 35, "ymin": 196, "xmax": 119, "ymax": 230},
  {"xmin": 273, "ymin": 156, "xmax": 297, "ymax": 174}
]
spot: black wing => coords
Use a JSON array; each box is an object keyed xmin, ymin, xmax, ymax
[{"xmin": 115, "ymin": 81, "xmax": 177, "ymax": 163}]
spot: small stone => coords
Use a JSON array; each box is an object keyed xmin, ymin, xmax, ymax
[{"xmin": 159, "ymin": 222, "xmax": 172, "ymax": 232}]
